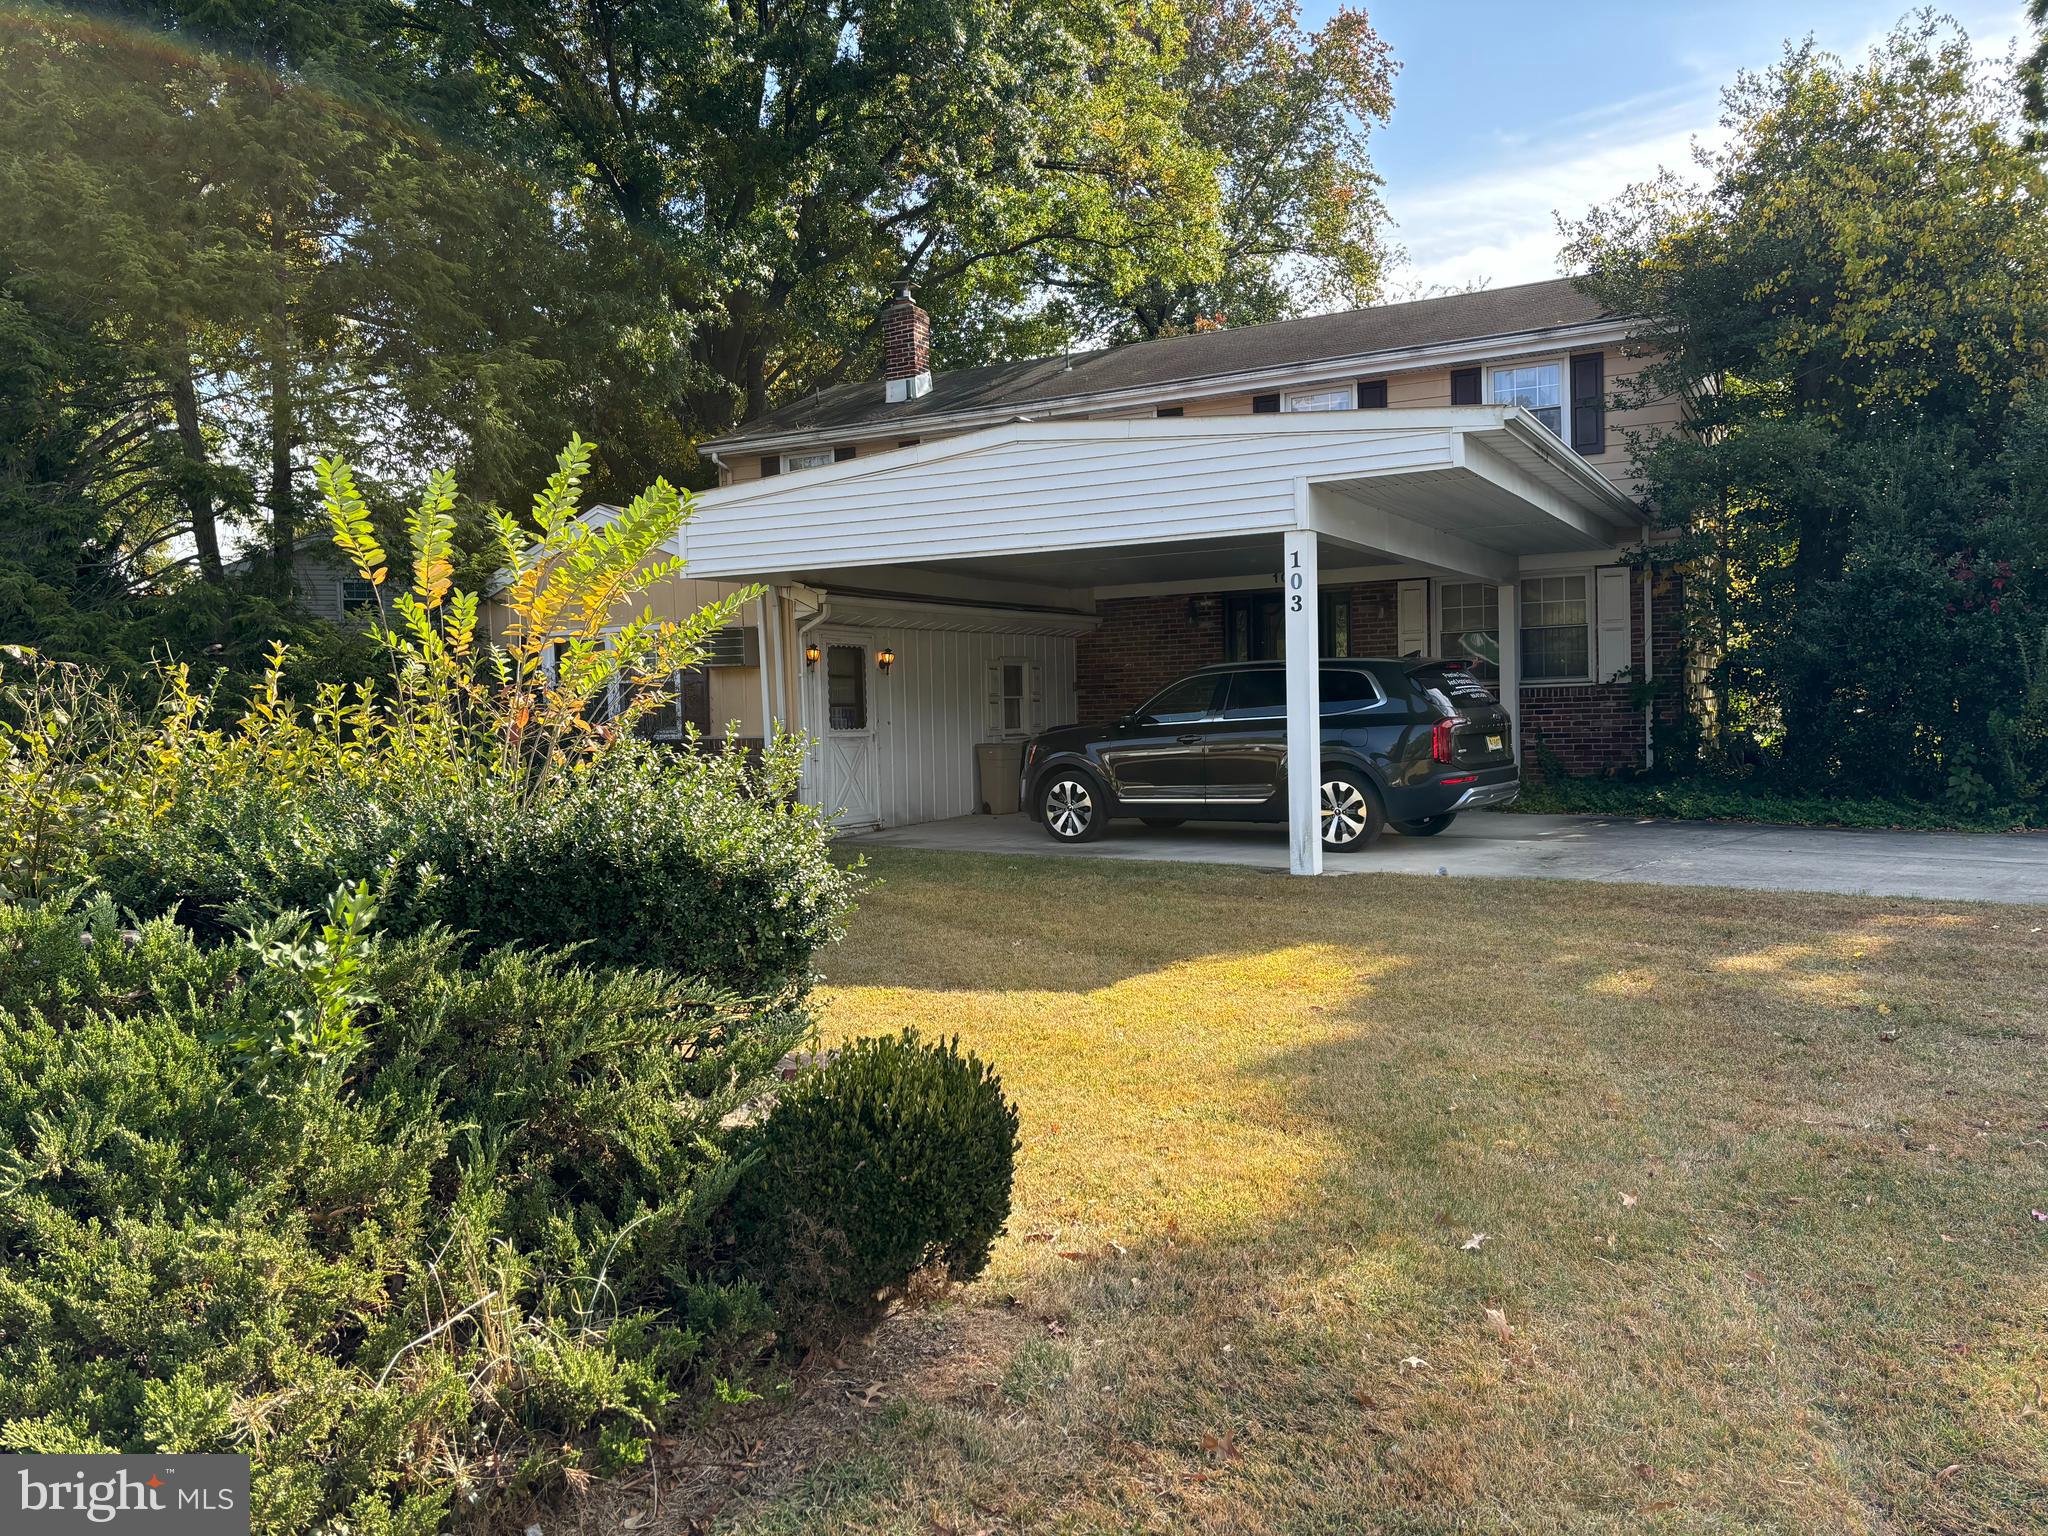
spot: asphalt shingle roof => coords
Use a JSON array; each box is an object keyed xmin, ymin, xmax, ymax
[{"xmin": 711, "ymin": 277, "xmax": 1613, "ymax": 448}]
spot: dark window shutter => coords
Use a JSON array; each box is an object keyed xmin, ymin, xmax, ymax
[
  {"xmin": 759, "ymin": 455, "xmax": 780, "ymax": 477},
  {"xmin": 897, "ymin": 437, "xmax": 920, "ymax": 448},
  {"xmin": 1156, "ymin": 405, "xmax": 1185, "ymax": 417},
  {"xmin": 679, "ymin": 665, "xmax": 713, "ymax": 735},
  {"xmin": 1449, "ymin": 368, "xmax": 1481, "ymax": 406},
  {"xmin": 1357, "ymin": 378, "xmax": 1388, "ymax": 409},
  {"xmin": 834, "ymin": 444, "xmax": 856, "ymax": 462},
  {"xmin": 1570, "ymin": 353, "xmax": 1606, "ymax": 454},
  {"xmin": 1251, "ymin": 393, "xmax": 1281, "ymax": 414}
]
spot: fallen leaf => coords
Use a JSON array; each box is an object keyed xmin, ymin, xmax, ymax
[
  {"xmin": 1461, "ymin": 1232, "xmax": 1489, "ymax": 1251},
  {"xmin": 1199, "ymin": 1430, "xmax": 1240, "ymax": 1462},
  {"xmin": 1352, "ymin": 1389, "xmax": 1380, "ymax": 1410},
  {"xmin": 1933, "ymin": 1463, "xmax": 1962, "ymax": 1485},
  {"xmin": 1399, "ymin": 1355, "xmax": 1430, "ymax": 1371},
  {"xmin": 1056, "ymin": 1250, "xmax": 1096, "ymax": 1263},
  {"xmin": 1022, "ymin": 1230, "xmax": 1056, "ymax": 1244},
  {"xmin": 1483, "ymin": 1306, "xmax": 1513, "ymax": 1343},
  {"xmin": 1620, "ymin": 1191, "xmax": 1638, "ymax": 1209}
]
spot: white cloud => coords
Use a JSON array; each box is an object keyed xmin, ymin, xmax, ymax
[
  {"xmin": 1382, "ymin": 2, "xmax": 2029, "ymax": 294},
  {"xmin": 1384, "ymin": 90, "xmax": 1724, "ymax": 293}
]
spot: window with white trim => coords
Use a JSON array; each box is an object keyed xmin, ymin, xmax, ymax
[
  {"xmin": 1519, "ymin": 573, "xmax": 1591, "ymax": 681},
  {"xmin": 340, "ymin": 576, "xmax": 378, "ymax": 614},
  {"xmin": 1281, "ymin": 387, "xmax": 1355, "ymax": 413},
  {"xmin": 1491, "ymin": 362, "xmax": 1563, "ymax": 436},
  {"xmin": 1438, "ymin": 582, "xmax": 1500, "ymax": 682},
  {"xmin": 986, "ymin": 657, "xmax": 1042, "ymax": 739},
  {"xmin": 782, "ymin": 448, "xmax": 835, "ymax": 473}
]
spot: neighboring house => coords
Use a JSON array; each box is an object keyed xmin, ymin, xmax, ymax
[
  {"xmin": 225, "ymin": 540, "xmax": 385, "ymax": 626},
  {"xmin": 682, "ymin": 278, "xmax": 1684, "ymax": 872}
]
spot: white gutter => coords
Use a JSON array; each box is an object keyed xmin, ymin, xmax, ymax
[
  {"xmin": 754, "ymin": 590, "xmax": 774, "ymax": 743},
  {"xmin": 701, "ymin": 318, "xmax": 1634, "ymax": 457}
]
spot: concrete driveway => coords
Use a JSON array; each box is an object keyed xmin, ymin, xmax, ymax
[{"xmin": 846, "ymin": 810, "xmax": 2048, "ymax": 904}]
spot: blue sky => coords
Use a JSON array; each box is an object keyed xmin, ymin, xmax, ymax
[{"xmin": 1312, "ymin": 0, "xmax": 2036, "ymax": 293}]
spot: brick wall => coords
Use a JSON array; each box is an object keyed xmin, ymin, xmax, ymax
[
  {"xmin": 1347, "ymin": 580, "xmax": 1401, "ymax": 655},
  {"xmin": 1078, "ymin": 571, "xmax": 1686, "ymax": 778},
  {"xmin": 1074, "ymin": 593, "xmax": 1227, "ymax": 722}
]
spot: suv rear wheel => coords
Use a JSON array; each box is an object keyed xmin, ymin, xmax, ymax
[
  {"xmin": 1040, "ymin": 771, "xmax": 1106, "ymax": 843},
  {"xmin": 1320, "ymin": 771, "xmax": 1385, "ymax": 852}
]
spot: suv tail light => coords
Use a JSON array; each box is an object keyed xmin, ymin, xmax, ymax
[{"xmin": 1430, "ymin": 717, "xmax": 1459, "ymax": 765}]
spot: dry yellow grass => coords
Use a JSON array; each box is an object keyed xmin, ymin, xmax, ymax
[{"xmin": 684, "ymin": 851, "xmax": 2048, "ymax": 1534}]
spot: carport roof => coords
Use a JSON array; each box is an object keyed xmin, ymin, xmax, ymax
[{"xmin": 678, "ymin": 407, "xmax": 1646, "ymax": 591}]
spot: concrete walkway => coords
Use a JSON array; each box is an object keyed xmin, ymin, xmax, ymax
[{"xmin": 846, "ymin": 810, "xmax": 2048, "ymax": 904}]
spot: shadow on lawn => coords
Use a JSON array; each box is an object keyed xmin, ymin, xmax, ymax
[{"xmin": 562, "ymin": 863, "xmax": 2048, "ymax": 1535}]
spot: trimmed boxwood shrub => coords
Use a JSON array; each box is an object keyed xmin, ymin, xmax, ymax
[
  {"xmin": 93, "ymin": 732, "xmax": 856, "ymax": 1000},
  {"xmin": 728, "ymin": 1031, "xmax": 1021, "ymax": 1345}
]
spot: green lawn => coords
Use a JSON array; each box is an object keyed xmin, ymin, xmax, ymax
[{"xmin": 620, "ymin": 851, "xmax": 2048, "ymax": 1535}]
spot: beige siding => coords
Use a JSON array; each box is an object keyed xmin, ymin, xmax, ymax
[{"xmin": 1583, "ymin": 347, "xmax": 1682, "ymax": 499}]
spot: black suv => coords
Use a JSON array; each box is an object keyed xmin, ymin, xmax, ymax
[{"xmin": 1021, "ymin": 658, "xmax": 1518, "ymax": 851}]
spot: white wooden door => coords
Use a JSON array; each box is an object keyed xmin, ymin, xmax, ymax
[{"xmin": 817, "ymin": 636, "xmax": 880, "ymax": 828}]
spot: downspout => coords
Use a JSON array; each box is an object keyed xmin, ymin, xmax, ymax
[
  {"xmin": 755, "ymin": 590, "xmax": 774, "ymax": 749},
  {"xmin": 794, "ymin": 599, "xmax": 832, "ymax": 800},
  {"xmin": 1641, "ymin": 563, "xmax": 1655, "ymax": 770},
  {"xmin": 762, "ymin": 585, "xmax": 785, "ymax": 735}
]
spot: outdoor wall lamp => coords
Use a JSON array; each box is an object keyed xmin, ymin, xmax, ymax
[
  {"xmin": 876, "ymin": 646, "xmax": 896, "ymax": 672},
  {"xmin": 804, "ymin": 641, "xmax": 821, "ymax": 669}
]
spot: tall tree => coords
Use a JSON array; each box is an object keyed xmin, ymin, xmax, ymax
[
  {"xmin": 1052, "ymin": 0, "xmax": 1397, "ymax": 340},
  {"xmin": 1564, "ymin": 18, "xmax": 2048, "ymax": 802},
  {"xmin": 375, "ymin": 0, "xmax": 1395, "ymax": 428},
  {"xmin": 2023, "ymin": 0, "xmax": 2047, "ymax": 146}
]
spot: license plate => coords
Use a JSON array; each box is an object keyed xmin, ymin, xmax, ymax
[{"xmin": 1486, "ymin": 734, "xmax": 1503, "ymax": 752}]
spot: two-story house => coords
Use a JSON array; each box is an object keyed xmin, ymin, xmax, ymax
[{"xmin": 666, "ymin": 277, "xmax": 1682, "ymax": 873}]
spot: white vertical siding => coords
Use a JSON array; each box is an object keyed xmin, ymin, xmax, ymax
[{"xmin": 802, "ymin": 623, "xmax": 1077, "ymax": 828}]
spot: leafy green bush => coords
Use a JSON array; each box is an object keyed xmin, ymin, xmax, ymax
[
  {"xmin": 0, "ymin": 894, "xmax": 799, "ymax": 1533},
  {"xmin": 728, "ymin": 1032, "xmax": 1020, "ymax": 1346}
]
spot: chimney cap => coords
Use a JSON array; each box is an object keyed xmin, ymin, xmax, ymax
[{"xmin": 889, "ymin": 284, "xmax": 917, "ymax": 304}]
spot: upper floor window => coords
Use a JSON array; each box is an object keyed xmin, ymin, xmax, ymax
[
  {"xmin": 339, "ymin": 577, "xmax": 378, "ymax": 615},
  {"xmin": 783, "ymin": 448, "xmax": 835, "ymax": 472},
  {"xmin": 1281, "ymin": 387, "xmax": 1355, "ymax": 413},
  {"xmin": 1492, "ymin": 363, "xmax": 1563, "ymax": 436}
]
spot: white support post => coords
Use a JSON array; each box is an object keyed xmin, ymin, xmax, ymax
[
  {"xmin": 1283, "ymin": 527, "xmax": 1323, "ymax": 876},
  {"xmin": 1497, "ymin": 580, "xmax": 1520, "ymax": 759}
]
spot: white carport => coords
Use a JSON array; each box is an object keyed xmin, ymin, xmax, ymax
[{"xmin": 680, "ymin": 407, "xmax": 1645, "ymax": 874}]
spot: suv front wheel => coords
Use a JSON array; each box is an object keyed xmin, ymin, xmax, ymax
[
  {"xmin": 1039, "ymin": 770, "xmax": 1106, "ymax": 843},
  {"xmin": 1320, "ymin": 771, "xmax": 1385, "ymax": 852}
]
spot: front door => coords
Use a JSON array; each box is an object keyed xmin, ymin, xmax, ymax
[
  {"xmin": 817, "ymin": 638, "xmax": 880, "ymax": 828},
  {"xmin": 1099, "ymin": 672, "xmax": 1222, "ymax": 805}
]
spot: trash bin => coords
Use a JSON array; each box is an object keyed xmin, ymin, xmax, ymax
[{"xmin": 975, "ymin": 741, "xmax": 1024, "ymax": 815}]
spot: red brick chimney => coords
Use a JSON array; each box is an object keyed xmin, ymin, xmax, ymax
[{"xmin": 882, "ymin": 286, "xmax": 931, "ymax": 402}]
